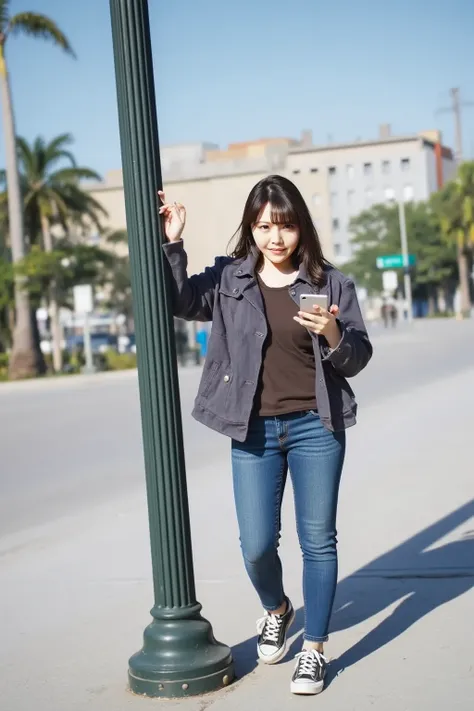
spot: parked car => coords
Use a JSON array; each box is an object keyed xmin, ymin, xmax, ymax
[{"xmin": 66, "ymin": 333, "xmax": 119, "ymax": 354}]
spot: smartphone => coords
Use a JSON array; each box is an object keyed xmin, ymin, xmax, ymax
[{"xmin": 299, "ymin": 293, "xmax": 328, "ymax": 314}]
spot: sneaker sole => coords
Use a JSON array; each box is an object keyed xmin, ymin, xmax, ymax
[
  {"xmin": 290, "ymin": 680, "xmax": 324, "ymax": 695},
  {"xmin": 257, "ymin": 606, "xmax": 296, "ymax": 665}
]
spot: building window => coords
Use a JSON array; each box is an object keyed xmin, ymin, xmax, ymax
[
  {"xmin": 363, "ymin": 162, "xmax": 373, "ymax": 176},
  {"xmin": 332, "ymin": 218, "xmax": 340, "ymax": 230},
  {"xmin": 384, "ymin": 187, "xmax": 395, "ymax": 202},
  {"xmin": 330, "ymin": 192, "xmax": 338, "ymax": 208},
  {"xmin": 403, "ymin": 184, "xmax": 414, "ymax": 201},
  {"xmin": 334, "ymin": 243, "xmax": 342, "ymax": 257},
  {"xmin": 382, "ymin": 160, "xmax": 391, "ymax": 174},
  {"xmin": 346, "ymin": 164, "xmax": 354, "ymax": 180},
  {"xmin": 312, "ymin": 193, "xmax": 321, "ymax": 207},
  {"xmin": 310, "ymin": 167, "xmax": 319, "ymax": 173},
  {"xmin": 328, "ymin": 166, "xmax": 337, "ymax": 176},
  {"xmin": 347, "ymin": 189, "xmax": 355, "ymax": 208},
  {"xmin": 292, "ymin": 169, "xmax": 301, "ymax": 175},
  {"xmin": 401, "ymin": 158, "xmax": 410, "ymax": 171},
  {"xmin": 365, "ymin": 187, "xmax": 374, "ymax": 204}
]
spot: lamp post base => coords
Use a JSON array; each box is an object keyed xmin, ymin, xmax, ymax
[{"xmin": 128, "ymin": 611, "xmax": 235, "ymax": 698}]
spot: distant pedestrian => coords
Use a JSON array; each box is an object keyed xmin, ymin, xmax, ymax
[
  {"xmin": 389, "ymin": 303, "xmax": 398, "ymax": 328},
  {"xmin": 158, "ymin": 175, "xmax": 373, "ymax": 696}
]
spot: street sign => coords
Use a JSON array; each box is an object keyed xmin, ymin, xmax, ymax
[
  {"xmin": 382, "ymin": 270, "xmax": 398, "ymax": 292},
  {"xmin": 73, "ymin": 284, "xmax": 94, "ymax": 314},
  {"xmin": 376, "ymin": 254, "xmax": 416, "ymax": 269}
]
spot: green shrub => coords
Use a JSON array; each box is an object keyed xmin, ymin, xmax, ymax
[
  {"xmin": 426, "ymin": 311, "xmax": 454, "ymax": 319},
  {"xmin": 0, "ymin": 353, "xmax": 8, "ymax": 381},
  {"xmin": 104, "ymin": 350, "xmax": 137, "ymax": 371}
]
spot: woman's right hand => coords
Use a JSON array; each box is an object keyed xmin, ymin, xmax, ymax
[{"xmin": 158, "ymin": 190, "xmax": 186, "ymax": 242}]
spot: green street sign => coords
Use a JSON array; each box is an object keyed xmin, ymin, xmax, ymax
[{"xmin": 376, "ymin": 254, "xmax": 416, "ymax": 269}]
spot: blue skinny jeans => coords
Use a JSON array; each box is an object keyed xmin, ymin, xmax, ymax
[{"xmin": 231, "ymin": 411, "xmax": 345, "ymax": 642}]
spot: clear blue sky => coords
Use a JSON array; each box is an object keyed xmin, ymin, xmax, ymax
[{"xmin": 3, "ymin": 0, "xmax": 474, "ymax": 177}]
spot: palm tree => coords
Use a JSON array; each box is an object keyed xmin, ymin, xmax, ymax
[
  {"xmin": 433, "ymin": 161, "xmax": 474, "ymax": 318},
  {"xmin": 15, "ymin": 133, "xmax": 107, "ymax": 371},
  {"xmin": 0, "ymin": 1, "xmax": 75, "ymax": 379}
]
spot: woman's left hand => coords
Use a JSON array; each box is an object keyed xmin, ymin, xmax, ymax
[{"xmin": 294, "ymin": 304, "xmax": 342, "ymax": 349}]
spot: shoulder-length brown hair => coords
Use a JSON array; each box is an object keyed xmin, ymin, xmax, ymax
[{"xmin": 229, "ymin": 174, "xmax": 328, "ymax": 286}]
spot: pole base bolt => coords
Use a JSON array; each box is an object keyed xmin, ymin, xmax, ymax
[
  {"xmin": 223, "ymin": 675, "xmax": 230, "ymax": 686},
  {"xmin": 182, "ymin": 684, "xmax": 189, "ymax": 691}
]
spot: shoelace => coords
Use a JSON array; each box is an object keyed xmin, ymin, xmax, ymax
[
  {"xmin": 256, "ymin": 612, "xmax": 283, "ymax": 643},
  {"xmin": 294, "ymin": 649, "xmax": 328, "ymax": 676}
]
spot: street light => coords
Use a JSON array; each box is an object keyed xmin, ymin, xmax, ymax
[
  {"xmin": 397, "ymin": 198, "xmax": 413, "ymax": 323},
  {"xmin": 109, "ymin": 0, "xmax": 234, "ymax": 698}
]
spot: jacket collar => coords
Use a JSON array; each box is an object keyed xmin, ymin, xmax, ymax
[{"xmin": 232, "ymin": 250, "xmax": 314, "ymax": 286}]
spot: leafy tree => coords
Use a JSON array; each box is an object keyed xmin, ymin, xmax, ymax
[
  {"xmin": 103, "ymin": 229, "xmax": 134, "ymax": 330},
  {"xmin": 11, "ymin": 133, "xmax": 107, "ymax": 370},
  {"xmin": 346, "ymin": 201, "xmax": 457, "ymax": 311},
  {"xmin": 431, "ymin": 161, "xmax": 474, "ymax": 317},
  {"xmin": 0, "ymin": 0, "xmax": 75, "ymax": 378},
  {"xmin": 14, "ymin": 242, "xmax": 115, "ymax": 311},
  {"xmin": 0, "ymin": 255, "xmax": 13, "ymax": 350}
]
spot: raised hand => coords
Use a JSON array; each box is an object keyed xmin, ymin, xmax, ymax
[{"xmin": 158, "ymin": 190, "xmax": 186, "ymax": 242}]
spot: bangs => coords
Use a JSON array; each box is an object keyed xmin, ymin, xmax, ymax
[
  {"xmin": 251, "ymin": 191, "xmax": 299, "ymax": 227},
  {"xmin": 269, "ymin": 200, "xmax": 299, "ymax": 226}
]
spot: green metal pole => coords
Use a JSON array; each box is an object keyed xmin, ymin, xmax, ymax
[{"xmin": 109, "ymin": 0, "xmax": 234, "ymax": 698}]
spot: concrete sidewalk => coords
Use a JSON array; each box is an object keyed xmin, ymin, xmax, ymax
[{"xmin": 1, "ymin": 367, "xmax": 473, "ymax": 709}]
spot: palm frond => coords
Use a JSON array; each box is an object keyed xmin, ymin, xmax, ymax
[
  {"xmin": 8, "ymin": 12, "xmax": 76, "ymax": 58},
  {"xmin": 49, "ymin": 167, "xmax": 102, "ymax": 184},
  {"xmin": 44, "ymin": 133, "xmax": 76, "ymax": 167},
  {"xmin": 106, "ymin": 229, "xmax": 128, "ymax": 245},
  {"xmin": 17, "ymin": 136, "xmax": 37, "ymax": 176}
]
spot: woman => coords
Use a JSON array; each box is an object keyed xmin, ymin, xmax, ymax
[{"xmin": 159, "ymin": 175, "xmax": 372, "ymax": 695}]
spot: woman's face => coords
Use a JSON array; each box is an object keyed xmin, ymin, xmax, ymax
[{"xmin": 251, "ymin": 202, "xmax": 300, "ymax": 267}]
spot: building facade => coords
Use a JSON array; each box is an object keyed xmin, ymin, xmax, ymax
[{"xmin": 87, "ymin": 126, "xmax": 455, "ymax": 273}]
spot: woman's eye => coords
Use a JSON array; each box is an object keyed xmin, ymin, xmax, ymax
[{"xmin": 284, "ymin": 224, "xmax": 295, "ymax": 230}]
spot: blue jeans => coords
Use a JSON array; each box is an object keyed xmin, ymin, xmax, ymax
[{"xmin": 231, "ymin": 411, "xmax": 346, "ymax": 642}]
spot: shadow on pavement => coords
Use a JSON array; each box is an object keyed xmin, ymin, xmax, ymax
[{"xmin": 231, "ymin": 499, "xmax": 474, "ymax": 683}]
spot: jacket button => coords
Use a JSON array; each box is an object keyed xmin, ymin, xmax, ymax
[
  {"xmin": 233, "ymin": 288, "xmax": 239, "ymax": 295},
  {"xmin": 255, "ymin": 331, "xmax": 264, "ymax": 338},
  {"xmin": 223, "ymin": 375, "xmax": 230, "ymax": 383},
  {"xmin": 236, "ymin": 269, "xmax": 243, "ymax": 275},
  {"xmin": 290, "ymin": 290, "xmax": 296, "ymax": 296}
]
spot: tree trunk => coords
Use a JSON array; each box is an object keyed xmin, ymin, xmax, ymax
[
  {"xmin": 41, "ymin": 215, "xmax": 63, "ymax": 372},
  {"xmin": 457, "ymin": 243, "xmax": 471, "ymax": 318},
  {"xmin": 0, "ymin": 47, "xmax": 44, "ymax": 378}
]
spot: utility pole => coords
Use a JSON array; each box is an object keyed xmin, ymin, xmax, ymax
[
  {"xmin": 436, "ymin": 87, "xmax": 474, "ymax": 164},
  {"xmin": 398, "ymin": 199, "xmax": 413, "ymax": 323},
  {"xmin": 109, "ymin": 0, "xmax": 233, "ymax": 698}
]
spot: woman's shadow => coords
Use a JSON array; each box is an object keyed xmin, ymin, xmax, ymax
[{"xmin": 231, "ymin": 499, "xmax": 474, "ymax": 681}]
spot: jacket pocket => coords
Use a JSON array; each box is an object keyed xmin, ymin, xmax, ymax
[{"xmin": 201, "ymin": 360, "xmax": 221, "ymax": 398}]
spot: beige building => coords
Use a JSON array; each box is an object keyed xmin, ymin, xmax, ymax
[{"xmin": 87, "ymin": 126, "xmax": 455, "ymax": 274}]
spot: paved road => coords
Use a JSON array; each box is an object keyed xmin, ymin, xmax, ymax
[
  {"xmin": 1, "ymin": 319, "xmax": 473, "ymax": 538},
  {"xmin": 1, "ymin": 319, "xmax": 473, "ymax": 711}
]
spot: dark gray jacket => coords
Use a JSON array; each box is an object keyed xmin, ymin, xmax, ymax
[{"xmin": 164, "ymin": 241, "xmax": 373, "ymax": 442}]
